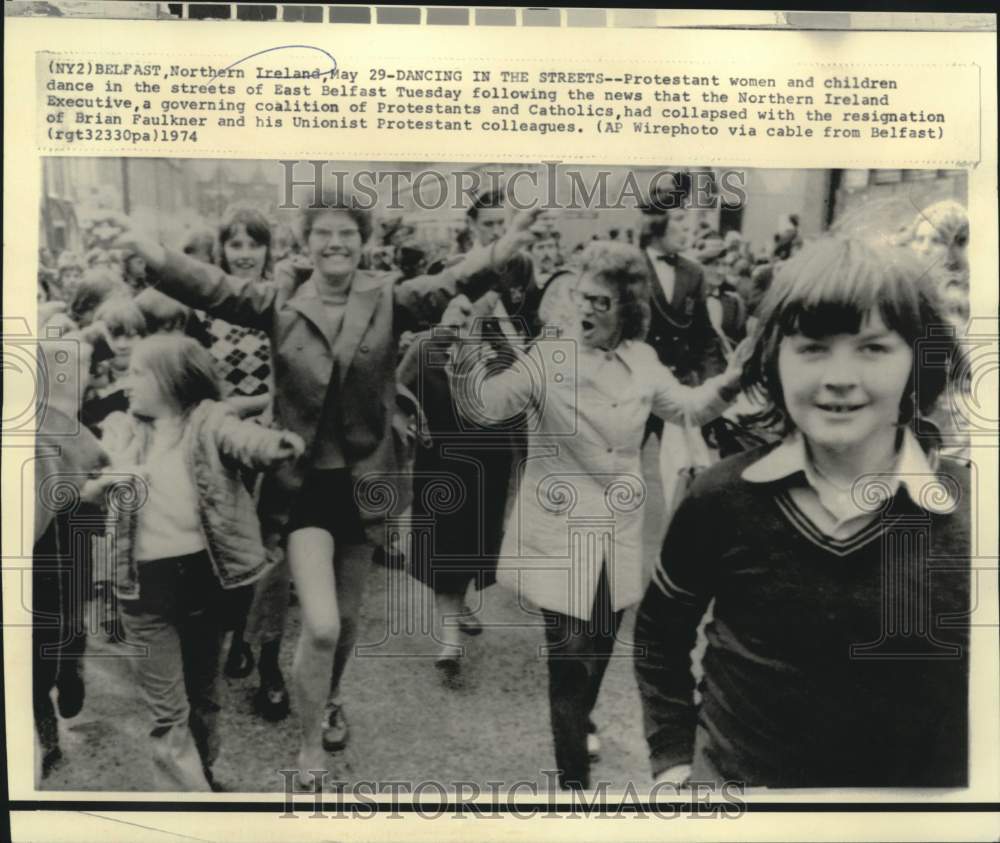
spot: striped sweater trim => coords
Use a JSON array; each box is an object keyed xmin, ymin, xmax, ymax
[{"xmin": 774, "ymin": 490, "xmax": 885, "ymax": 558}]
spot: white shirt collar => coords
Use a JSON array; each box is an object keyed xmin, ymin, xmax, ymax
[{"xmin": 742, "ymin": 428, "xmax": 957, "ymax": 515}]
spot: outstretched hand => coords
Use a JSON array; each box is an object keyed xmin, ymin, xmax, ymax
[
  {"xmin": 654, "ymin": 763, "xmax": 692, "ymax": 787},
  {"xmin": 106, "ymin": 211, "xmax": 167, "ymax": 271},
  {"xmin": 723, "ymin": 335, "xmax": 755, "ymax": 387},
  {"xmin": 275, "ymin": 431, "xmax": 306, "ymax": 461},
  {"xmin": 491, "ymin": 207, "xmax": 545, "ymax": 265},
  {"xmin": 439, "ymin": 291, "xmax": 501, "ymax": 341}
]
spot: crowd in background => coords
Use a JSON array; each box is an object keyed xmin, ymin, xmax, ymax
[{"xmin": 31, "ymin": 177, "xmax": 974, "ymax": 793}]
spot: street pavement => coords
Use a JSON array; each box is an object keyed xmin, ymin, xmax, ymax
[{"xmin": 42, "ymin": 437, "xmax": 674, "ymax": 794}]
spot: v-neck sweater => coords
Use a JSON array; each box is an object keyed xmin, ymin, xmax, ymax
[{"xmin": 634, "ymin": 444, "xmax": 971, "ymax": 787}]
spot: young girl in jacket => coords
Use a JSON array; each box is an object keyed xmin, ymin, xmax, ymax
[
  {"xmin": 634, "ymin": 236, "xmax": 970, "ymax": 788},
  {"xmin": 100, "ymin": 335, "xmax": 304, "ymax": 791}
]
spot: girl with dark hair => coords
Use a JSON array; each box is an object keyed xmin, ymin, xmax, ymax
[
  {"xmin": 99, "ymin": 335, "xmax": 304, "ymax": 790},
  {"xmin": 192, "ymin": 205, "xmax": 276, "ymax": 413},
  {"xmin": 444, "ymin": 240, "xmax": 745, "ymax": 790},
  {"xmin": 181, "ymin": 209, "xmax": 287, "ymax": 714},
  {"xmin": 634, "ymin": 236, "xmax": 970, "ymax": 788}
]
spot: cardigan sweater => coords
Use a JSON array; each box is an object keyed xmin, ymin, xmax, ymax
[{"xmin": 633, "ymin": 444, "xmax": 970, "ymax": 788}]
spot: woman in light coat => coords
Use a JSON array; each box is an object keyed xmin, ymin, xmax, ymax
[{"xmin": 444, "ymin": 240, "xmax": 746, "ymax": 790}]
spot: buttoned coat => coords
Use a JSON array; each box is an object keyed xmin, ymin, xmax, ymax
[{"xmin": 466, "ymin": 339, "xmax": 731, "ymax": 620}]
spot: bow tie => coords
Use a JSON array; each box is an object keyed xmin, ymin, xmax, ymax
[{"xmin": 655, "ymin": 252, "xmax": 678, "ymax": 267}]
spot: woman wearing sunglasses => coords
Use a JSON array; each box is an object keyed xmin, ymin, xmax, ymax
[{"xmin": 443, "ymin": 240, "xmax": 746, "ymax": 790}]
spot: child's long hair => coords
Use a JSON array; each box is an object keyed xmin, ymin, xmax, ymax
[
  {"xmin": 94, "ymin": 296, "xmax": 147, "ymax": 340},
  {"xmin": 742, "ymin": 236, "xmax": 958, "ymax": 436},
  {"xmin": 218, "ymin": 204, "xmax": 272, "ymax": 276},
  {"xmin": 130, "ymin": 335, "xmax": 221, "ymax": 416}
]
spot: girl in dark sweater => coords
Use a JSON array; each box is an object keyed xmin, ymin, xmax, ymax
[{"xmin": 634, "ymin": 236, "xmax": 970, "ymax": 788}]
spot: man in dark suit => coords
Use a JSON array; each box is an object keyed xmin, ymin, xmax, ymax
[{"xmin": 638, "ymin": 196, "xmax": 728, "ymax": 440}]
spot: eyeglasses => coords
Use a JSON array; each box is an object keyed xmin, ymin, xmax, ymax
[{"xmin": 571, "ymin": 289, "xmax": 615, "ymax": 314}]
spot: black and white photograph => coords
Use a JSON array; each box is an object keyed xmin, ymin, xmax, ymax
[{"xmin": 29, "ymin": 156, "xmax": 975, "ymax": 795}]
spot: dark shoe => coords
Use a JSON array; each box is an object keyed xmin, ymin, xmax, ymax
[
  {"xmin": 434, "ymin": 644, "xmax": 463, "ymax": 687},
  {"xmin": 224, "ymin": 640, "xmax": 255, "ymax": 679},
  {"xmin": 56, "ymin": 671, "xmax": 85, "ymax": 719},
  {"xmin": 253, "ymin": 674, "xmax": 290, "ymax": 722},
  {"xmin": 321, "ymin": 702, "xmax": 349, "ymax": 752},
  {"xmin": 456, "ymin": 610, "xmax": 483, "ymax": 637},
  {"xmin": 41, "ymin": 746, "xmax": 63, "ymax": 779},
  {"xmin": 203, "ymin": 766, "xmax": 227, "ymax": 792}
]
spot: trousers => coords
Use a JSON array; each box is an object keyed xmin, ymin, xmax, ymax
[
  {"xmin": 120, "ymin": 550, "xmax": 225, "ymax": 791},
  {"xmin": 541, "ymin": 566, "xmax": 624, "ymax": 790},
  {"xmin": 33, "ymin": 515, "xmax": 88, "ymax": 758}
]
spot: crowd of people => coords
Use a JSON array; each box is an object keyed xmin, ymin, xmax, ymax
[{"xmin": 32, "ymin": 180, "xmax": 973, "ymax": 793}]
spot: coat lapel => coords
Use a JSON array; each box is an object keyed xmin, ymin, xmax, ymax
[
  {"xmin": 645, "ymin": 254, "xmax": 671, "ymax": 313},
  {"xmin": 284, "ymin": 279, "xmax": 334, "ymax": 349}
]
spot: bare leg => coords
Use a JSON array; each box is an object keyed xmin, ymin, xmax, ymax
[
  {"xmin": 286, "ymin": 527, "xmax": 338, "ymax": 780},
  {"xmin": 327, "ymin": 542, "xmax": 373, "ymax": 702},
  {"xmin": 435, "ymin": 590, "xmax": 465, "ymax": 653}
]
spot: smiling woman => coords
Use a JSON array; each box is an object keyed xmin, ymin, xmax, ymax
[{"xmin": 108, "ymin": 187, "xmax": 540, "ymax": 786}]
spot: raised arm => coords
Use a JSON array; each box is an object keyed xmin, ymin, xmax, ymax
[
  {"xmin": 393, "ymin": 207, "xmax": 543, "ymax": 331},
  {"xmin": 212, "ymin": 411, "xmax": 305, "ymax": 471},
  {"xmin": 111, "ymin": 215, "xmax": 276, "ymax": 332},
  {"xmin": 648, "ymin": 337, "xmax": 749, "ymax": 425},
  {"xmin": 440, "ymin": 293, "xmax": 540, "ymax": 428}
]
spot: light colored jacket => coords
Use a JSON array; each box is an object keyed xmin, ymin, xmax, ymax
[
  {"xmin": 101, "ymin": 400, "xmax": 294, "ymax": 599},
  {"xmin": 465, "ymin": 339, "xmax": 733, "ymax": 620}
]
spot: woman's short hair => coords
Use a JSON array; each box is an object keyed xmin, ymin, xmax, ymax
[
  {"xmin": 299, "ymin": 190, "xmax": 373, "ymax": 245},
  {"xmin": 218, "ymin": 204, "xmax": 272, "ymax": 275},
  {"xmin": 743, "ymin": 236, "xmax": 957, "ymax": 433},
  {"xmin": 131, "ymin": 334, "xmax": 221, "ymax": 414},
  {"xmin": 85, "ymin": 248, "xmax": 121, "ymax": 269},
  {"xmin": 576, "ymin": 241, "xmax": 650, "ymax": 342},
  {"xmin": 94, "ymin": 296, "xmax": 147, "ymax": 338},
  {"xmin": 70, "ymin": 269, "xmax": 126, "ymax": 325},
  {"xmin": 905, "ymin": 199, "xmax": 970, "ymax": 274},
  {"xmin": 182, "ymin": 227, "xmax": 217, "ymax": 263},
  {"xmin": 134, "ymin": 288, "xmax": 191, "ymax": 334},
  {"xmin": 56, "ymin": 251, "xmax": 85, "ymax": 278}
]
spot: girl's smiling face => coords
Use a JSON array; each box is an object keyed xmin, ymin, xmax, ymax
[
  {"xmin": 777, "ymin": 310, "xmax": 913, "ymax": 455},
  {"xmin": 222, "ymin": 224, "xmax": 268, "ymax": 280}
]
